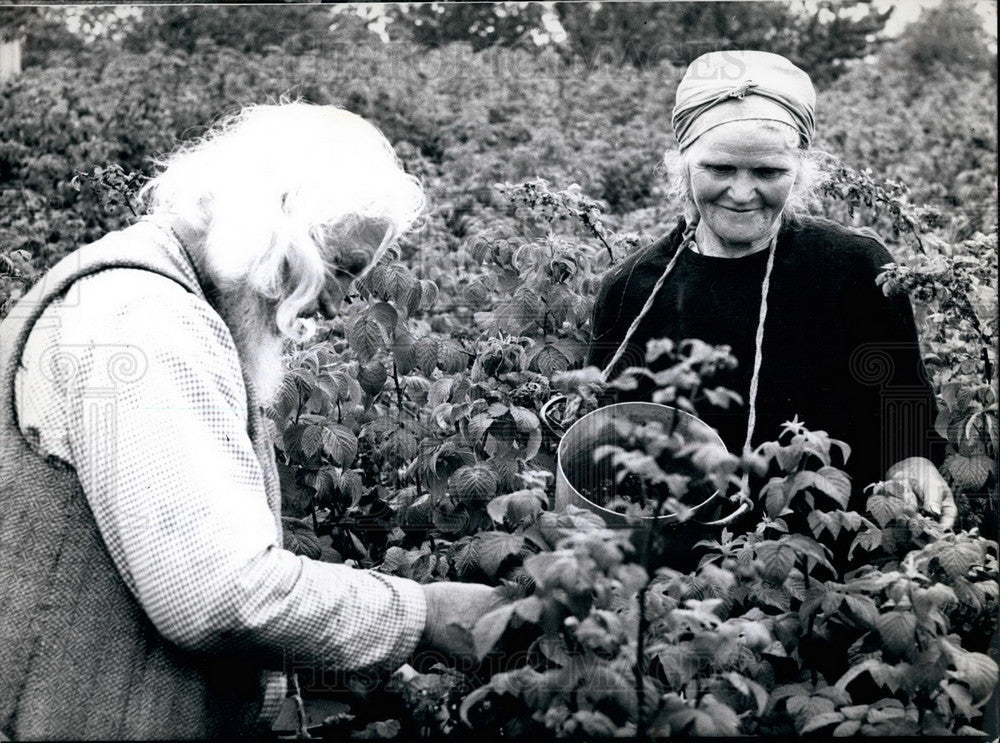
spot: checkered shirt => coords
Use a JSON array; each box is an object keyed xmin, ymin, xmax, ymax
[{"xmin": 14, "ymin": 266, "xmax": 426, "ymax": 722}]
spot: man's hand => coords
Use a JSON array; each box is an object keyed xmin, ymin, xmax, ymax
[
  {"xmin": 419, "ymin": 582, "xmax": 507, "ymax": 664},
  {"xmin": 886, "ymin": 456, "xmax": 957, "ymax": 530}
]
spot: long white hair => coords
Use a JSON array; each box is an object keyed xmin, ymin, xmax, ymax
[{"xmin": 139, "ymin": 102, "xmax": 426, "ymax": 340}]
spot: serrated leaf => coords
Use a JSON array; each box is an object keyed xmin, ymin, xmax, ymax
[
  {"xmin": 282, "ymin": 517, "xmax": 322, "ymax": 559},
  {"xmin": 418, "ymin": 279, "xmax": 439, "ymax": 309},
  {"xmin": 799, "ymin": 711, "xmax": 844, "ymax": 734},
  {"xmin": 450, "ymin": 465, "xmax": 499, "ymax": 501},
  {"xmin": 382, "ymin": 430, "xmax": 418, "ymax": 466},
  {"xmin": 380, "ymin": 262, "xmax": 420, "ymax": 304},
  {"xmin": 844, "ymin": 594, "xmax": 879, "ymax": 627},
  {"xmin": 505, "ymin": 407, "xmax": 537, "ymax": 438},
  {"xmin": 474, "ymin": 532, "xmax": 526, "ymax": 579},
  {"xmin": 833, "ymin": 720, "xmax": 862, "ymax": 736},
  {"xmin": 437, "ymin": 339, "xmax": 467, "ymax": 373},
  {"xmin": 367, "ymin": 301, "xmax": 398, "ymax": 334},
  {"xmin": 413, "ymin": 337, "xmax": 439, "ymax": 376},
  {"xmin": 486, "ymin": 489, "xmax": 546, "ymax": 526},
  {"xmin": 428, "ymin": 377, "xmax": 455, "ymax": 408},
  {"xmin": 358, "ymin": 360, "xmax": 388, "ymax": 396},
  {"xmin": 391, "ymin": 329, "xmax": 416, "ymax": 374},
  {"xmin": 942, "ymin": 641, "xmax": 1000, "ymax": 705},
  {"xmin": 451, "ymin": 536, "xmax": 480, "ymax": 577},
  {"xmin": 930, "ymin": 538, "xmax": 982, "ymax": 581},
  {"xmin": 323, "ymin": 423, "xmax": 359, "ymax": 466},
  {"xmin": 348, "ymin": 314, "xmax": 387, "ymax": 358},
  {"xmin": 433, "ymin": 503, "xmax": 470, "ymax": 535},
  {"xmin": 379, "ymin": 546, "xmax": 413, "ymax": 577},
  {"xmin": 867, "ymin": 493, "xmax": 898, "ymax": 528},
  {"xmin": 944, "ymin": 453, "xmax": 993, "ymax": 489},
  {"xmin": 813, "ymin": 466, "xmax": 852, "ymax": 508},
  {"xmin": 532, "ymin": 345, "xmax": 570, "ymax": 376},
  {"xmin": 876, "ymin": 611, "xmax": 916, "ymax": 655},
  {"xmin": 299, "ymin": 424, "xmax": 324, "ymax": 459}
]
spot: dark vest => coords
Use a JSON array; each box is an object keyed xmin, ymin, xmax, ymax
[{"xmin": 0, "ymin": 221, "xmax": 281, "ymax": 739}]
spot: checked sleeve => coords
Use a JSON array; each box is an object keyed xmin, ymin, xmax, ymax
[{"xmin": 15, "ymin": 269, "xmax": 426, "ymax": 675}]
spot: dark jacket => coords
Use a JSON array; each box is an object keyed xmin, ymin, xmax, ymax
[{"xmin": 588, "ymin": 217, "xmax": 945, "ymax": 497}]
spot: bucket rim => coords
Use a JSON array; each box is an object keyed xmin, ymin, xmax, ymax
[{"xmin": 555, "ymin": 401, "xmax": 726, "ymax": 523}]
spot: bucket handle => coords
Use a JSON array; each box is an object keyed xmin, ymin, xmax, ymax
[
  {"xmin": 695, "ymin": 499, "xmax": 751, "ymax": 526},
  {"xmin": 539, "ymin": 394, "xmax": 570, "ymax": 438}
]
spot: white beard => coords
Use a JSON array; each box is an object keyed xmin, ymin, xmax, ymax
[{"xmin": 218, "ymin": 288, "xmax": 288, "ymax": 408}]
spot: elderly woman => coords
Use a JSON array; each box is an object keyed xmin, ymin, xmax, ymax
[
  {"xmin": 1, "ymin": 103, "xmax": 500, "ymax": 739},
  {"xmin": 588, "ymin": 51, "xmax": 953, "ymax": 525}
]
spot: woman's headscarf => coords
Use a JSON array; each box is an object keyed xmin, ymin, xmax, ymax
[{"xmin": 671, "ymin": 50, "xmax": 816, "ymax": 151}]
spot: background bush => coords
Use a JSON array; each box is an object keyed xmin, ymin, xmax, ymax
[{"xmin": 1, "ymin": 2, "xmax": 996, "ymax": 739}]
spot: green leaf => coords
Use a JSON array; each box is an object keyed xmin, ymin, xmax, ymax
[
  {"xmin": 282, "ymin": 517, "xmax": 322, "ymax": 560},
  {"xmin": 358, "ymin": 360, "xmax": 388, "ymax": 396},
  {"xmin": 413, "ymin": 337, "xmax": 439, "ymax": 376},
  {"xmin": 299, "ymin": 424, "xmax": 324, "ymax": 459},
  {"xmin": 451, "ymin": 536, "xmax": 479, "ymax": 577},
  {"xmin": 944, "ymin": 452, "xmax": 994, "ymax": 489},
  {"xmin": 367, "ymin": 301, "xmax": 398, "ymax": 334},
  {"xmin": 485, "ymin": 489, "xmax": 546, "ymax": 526},
  {"xmin": 450, "ymin": 464, "xmax": 499, "ymax": 501},
  {"xmin": 833, "ymin": 720, "xmax": 862, "ymax": 736},
  {"xmin": 532, "ymin": 345, "xmax": 570, "ymax": 376},
  {"xmin": 348, "ymin": 314, "xmax": 387, "ymax": 358},
  {"xmin": 474, "ymin": 532, "xmax": 526, "ymax": 579},
  {"xmin": 381, "ymin": 430, "xmax": 418, "ymax": 466},
  {"xmin": 472, "ymin": 602, "xmax": 515, "ymax": 660},
  {"xmin": 323, "ymin": 423, "xmax": 358, "ymax": 466},
  {"xmin": 844, "ymin": 594, "xmax": 879, "ymax": 627},
  {"xmin": 942, "ymin": 640, "xmax": 1000, "ymax": 704},
  {"xmin": 433, "ymin": 502, "xmax": 470, "ymax": 535},
  {"xmin": 799, "ymin": 711, "xmax": 845, "ymax": 734},
  {"xmin": 437, "ymin": 339, "xmax": 467, "ymax": 373},
  {"xmin": 929, "ymin": 538, "xmax": 982, "ymax": 581},
  {"xmin": 876, "ymin": 611, "xmax": 917, "ymax": 656},
  {"xmin": 867, "ymin": 493, "xmax": 899, "ymax": 527}
]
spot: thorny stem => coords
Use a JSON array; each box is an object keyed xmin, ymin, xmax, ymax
[
  {"xmin": 636, "ymin": 482, "xmax": 673, "ymax": 739},
  {"xmin": 392, "ymin": 360, "xmax": 405, "ymax": 415}
]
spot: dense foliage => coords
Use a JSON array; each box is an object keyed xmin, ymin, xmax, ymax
[{"xmin": 1, "ymin": 3, "xmax": 996, "ymax": 739}]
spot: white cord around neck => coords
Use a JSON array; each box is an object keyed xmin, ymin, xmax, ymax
[
  {"xmin": 743, "ymin": 236, "xmax": 778, "ymax": 454},
  {"xmin": 600, "ymin": 230, "xmax": 779, "ymax": 459}
]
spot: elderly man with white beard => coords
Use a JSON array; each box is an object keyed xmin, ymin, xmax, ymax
[{"xmin": 0, "ymin": 103, "xmax": 500, "ymax": 739}]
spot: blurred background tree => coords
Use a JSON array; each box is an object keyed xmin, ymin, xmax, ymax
[{"xmin": 551, "ymin": 0, "xmax": 893, "ymax": 83}]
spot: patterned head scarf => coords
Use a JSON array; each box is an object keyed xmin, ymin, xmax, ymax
[{"xmin": 671, "ymin": 50, "xmax": 816, "ymax": 151}]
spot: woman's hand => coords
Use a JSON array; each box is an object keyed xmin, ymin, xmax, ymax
[
  {"xmin": 886, "ymin": 456, "xmax": 957, "ymax": 530},
  {"xmin": 419, "ymin": 582, "xmax": 508, "ymax": 664}
]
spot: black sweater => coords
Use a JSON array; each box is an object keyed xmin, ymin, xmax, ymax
[{"xmin": 588, "ymin": 217, "xmax": 944, "ymax": 496}]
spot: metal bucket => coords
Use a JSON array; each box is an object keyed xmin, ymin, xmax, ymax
[{"xmin": 552, "ymin": 401, "xmax": 744, "ymax": 529}]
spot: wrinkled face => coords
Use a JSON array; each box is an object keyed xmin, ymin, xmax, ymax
[
  {"xmin": 688, "ymin": 121, "xmax": 800, "ymax": 249},
  {"xmin": 313, "ymin": 218, "xmax": 393, "ymax": 317}
]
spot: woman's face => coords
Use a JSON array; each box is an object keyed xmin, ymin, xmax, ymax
[{"xmin": 687, "ymin": 121, "xmax": 800, "ymax": 250}]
